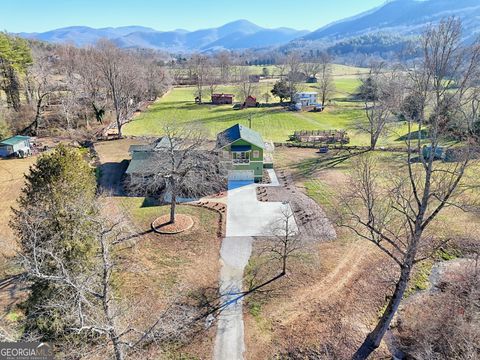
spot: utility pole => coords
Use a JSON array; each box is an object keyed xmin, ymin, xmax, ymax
[{"xmin": 248, "ymin": 114, "xmax": 252, "ymax": 129}]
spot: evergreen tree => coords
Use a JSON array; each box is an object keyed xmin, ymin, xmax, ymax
[
  {"xmin": 271, "ymin": 79, "xmax": 290, "ymax": 103},
  {"xmin": 0, "ymin": 33, "xmax": 33, "ymax": 111},
  {"xmin": 12, "ymin": 145, "xmax": 98, "ymax": 340}
]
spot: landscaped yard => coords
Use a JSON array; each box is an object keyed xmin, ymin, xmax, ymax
[{"xmin": 123, "ymin": 65, "xmax": 411, "ymax": 147}]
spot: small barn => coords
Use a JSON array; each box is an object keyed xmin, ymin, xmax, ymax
[
  {"xmin": 212, "ymin": 93, "xmax": 234, "ymax": 105},
  {"xmin": 0, "ymin": 135, "xmax": 32, "ymax": 158},
  {"xmin": 249, "ymin": 75, "xmax": 261, "ymax": 83},
  {"xmin": 243, "ymin": 96, "xmax": 258, "ymax": 108}
]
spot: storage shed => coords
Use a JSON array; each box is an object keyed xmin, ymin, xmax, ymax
[{"xmin": 0, "ymin": 135, "xmax": 32, "ymax": 158}]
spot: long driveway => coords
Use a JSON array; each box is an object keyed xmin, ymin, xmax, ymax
[{"xmin": 214, "ymin": 169, "xmax": 297, "ymax": 360}]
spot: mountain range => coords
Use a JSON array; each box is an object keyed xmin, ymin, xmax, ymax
[
  {"xmin": 302, "ymin": 0, "xmax": 480, "ymax": 43},
  {"xmin": 17, "ymin": 0, "xmax": 480, "ymax": 53},
  {"xmin": 19, "ymin": 20, "xmax": 308, "ymax": 52}
]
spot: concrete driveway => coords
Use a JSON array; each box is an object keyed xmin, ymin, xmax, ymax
[
  {"xmin": 215, "ymin": 169, "xmax": 297, "ymax": 360},
  {"xmin": 226, "ymin": 169, "xmax": 297, "ymax": 237},
  {"xmin": 214, "ymin": 236, "xmax": 252, "ymax": 360}
]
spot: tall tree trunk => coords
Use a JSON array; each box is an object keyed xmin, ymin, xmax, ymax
[
  {"xmin": 370, "ymin": 132, "xmax": 378, "ymax": 151},
  {"xmin": 170, "ymin": 192, "xmax": 176, "ymax": 224},
  {"xmin": 352, "ymin": 261, "xmax": 412, "ymax": 360},
  {"xmin": 100, "ymin": 235, "xmax": 125, "ymax": 360},
  {"xmin": 169, "ymin": 177, "xmax": 177, "ymax": 224},
  {"xmin": 116, "ymin": 112, "xmax": 123, "ymax": 139}
]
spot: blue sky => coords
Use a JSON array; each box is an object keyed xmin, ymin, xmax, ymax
[{"xmin": 2, "ymin": 0, "xmax": 387, "ymax": 33}]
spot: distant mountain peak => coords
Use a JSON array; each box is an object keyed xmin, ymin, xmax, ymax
[{"xmin": 18, "ymin": 20, "xmax": 307, "ymax": 52}]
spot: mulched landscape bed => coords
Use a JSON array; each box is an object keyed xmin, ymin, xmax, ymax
[{"xmin": 151, "ymin": 214, "xmax": 195, "ymax": 234}]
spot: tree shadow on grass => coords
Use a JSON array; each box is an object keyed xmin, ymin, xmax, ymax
[
  {"xmin": 292, "ymin": 149, "xmax": 369, "ymax": 181},
  {"xmin": 396, "ymin": 129, "xmax": 429, "ymax": 141},
  {"xmin": 97, "ymin": 160, "xmax": 129, "ymax": 196}
]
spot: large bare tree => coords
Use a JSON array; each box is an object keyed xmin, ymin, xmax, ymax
[
  {"xmin": 343, "ymin": 18, "xmax": 480, "ymax": 359},
  {"xmin": 129, "ymin": 123, "xmax": 226, "ymax": 224},
  {"xmin": 22, "ymin": 48, "xmax": 59, "ymax": 135},
  {"xmin": 215, "ymin": 51, "xmax": 233, "ymax": 83},
  {"xmin": 357, "ymin": 63, "xmax": 404, "ymax": 150},
  {"xmin": 94, "ymin": 40, "xmax": 147, "ymax": 138},
  {"xmin": 285, "ymin": 52, "xmax": 304, "ymax": 101},
  {"xmin": 189, "ymin": 54, "xmax": 209, "ymax": 103},
  {"xmin": 235, "ymin": 66, "xmax": 258, "ymax": 102},
  {"xmin": 316, "ymin": 52, "xmax": 336, "ymax": 109}
]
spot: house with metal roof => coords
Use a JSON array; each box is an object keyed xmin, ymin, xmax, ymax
[
  {"xmin": 216, "ymin": 124, "xmax": 265, "ymax": 181},
  {"xmin": 0, "ymin": 135, "xmax": 32, "ymax": 158}
]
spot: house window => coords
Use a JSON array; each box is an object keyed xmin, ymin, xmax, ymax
[
  {"xmin": 253, "ymin": 150, "xmax": 260, "ymax": 159},
  {"xmin": 232, "ymin": 151, "xmax": 250, "ymax": 164}
]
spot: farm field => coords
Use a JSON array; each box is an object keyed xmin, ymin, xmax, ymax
[{"xmin": 124, "ymin": 66, "xmax": 411, "ymax": 146}]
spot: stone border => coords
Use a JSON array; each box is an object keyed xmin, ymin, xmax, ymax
[{"xmin": 151, "ymin": 214, "xmax": 194, "ymax": 234}]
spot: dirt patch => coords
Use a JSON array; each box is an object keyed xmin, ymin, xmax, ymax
[{"xmin": 152, "ymin": 214, "xmax": 195, "ymax": 234}]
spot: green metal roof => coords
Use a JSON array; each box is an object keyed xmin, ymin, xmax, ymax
[
  {"xmin": 0, "ymin": 135, "xmax": 30, "ymax": 146},
  {"xmin": 128, "ymin": 144, "xmax": 153, "ymax": 153},
  {"xmin": 125, "ymin": 151, "xmax": 159, "ymax": 175},
  {"xmin": 216, "ymin": 124, "xmax": 264, "ymax": 149}
]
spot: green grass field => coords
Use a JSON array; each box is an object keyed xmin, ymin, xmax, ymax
[{"xmin": 124, "ymin": 65, "xmax": 411, "ymax": 146}]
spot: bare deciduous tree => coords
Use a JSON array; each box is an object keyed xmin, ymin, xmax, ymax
[
  {"xmin": 316, "ymin": 52, "xmax": 335, "ymax": 109},
  {"xmin": 128, "ymin": 123, "xmax": 226, "ymax": 224},
  {"xmin": 189, "ymin": 54, "xmax": 209, "ymax": 103},
  {"xmin": 358, "ymin": 63, "xmax": 404, "ymax": 150},
  {"xmin": 22, "ymin": 49, "xmax": 59, "ymax": 135},
  {"xmin": 235, "ymin": 66, "xmax": 258, "ymax": 102},
  {"xmin": 215, "ymin": 51, "xmax": 233, "ymax": 83},
  {"xmin": 94, "ymin": 40, "xmax": 147, "ymax": 138},
  {"xmin": 343, "ymin": 18, "xmax": 480, "ymax": 359},
  {"xmin": 285, "ymin": 52, "xmax": 304, "ymax": 102}
]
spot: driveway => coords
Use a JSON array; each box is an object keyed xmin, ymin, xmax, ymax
[
  {"xmin": 214, "ymin": 236, "xmax": 252, "ymax": 360},
  {"xmin": 214, "ymin": 169, "xmax": 297, "ymax": 360},
  {"xmin": 226, "ymin": 169, "xmax": 296, "ymax": 237}
]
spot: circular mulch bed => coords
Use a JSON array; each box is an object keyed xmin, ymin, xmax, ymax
[{"xmin": 151, "ymin": 214, "xmax": 195, "ymax": 234}]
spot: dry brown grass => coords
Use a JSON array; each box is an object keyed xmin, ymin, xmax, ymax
[
  {"xmin": 244, "ymin": 147, "xmax": 480, "ymax": 359},
  {"xmin": 0, "ymin": 157, "xmax": 37, "ymax": 259},
  {"xmin": 94, "ymin": 139, "xmax": 222, "ymax": 359}
]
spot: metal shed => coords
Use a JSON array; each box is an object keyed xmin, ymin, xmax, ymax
[{"xmin": 0, "ymin": 136, "xmax": 32, "ymax": 158}]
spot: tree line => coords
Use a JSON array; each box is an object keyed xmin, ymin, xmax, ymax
[
  {"xmin": 170, "ymin": 50, "xmax": 335, "ymax": 107},
  {"xmin": 0, "ymin": 34, "xmax": 172, "ymax": 140}
]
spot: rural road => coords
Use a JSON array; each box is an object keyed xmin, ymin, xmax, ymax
[{"xmin": 214, "ymin": 169, "xmax": 297, "ymax": 360}]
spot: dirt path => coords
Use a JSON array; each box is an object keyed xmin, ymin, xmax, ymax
[{"xmin": 273, "ymin": 241, "xmax": 365, "ymax": 323}]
